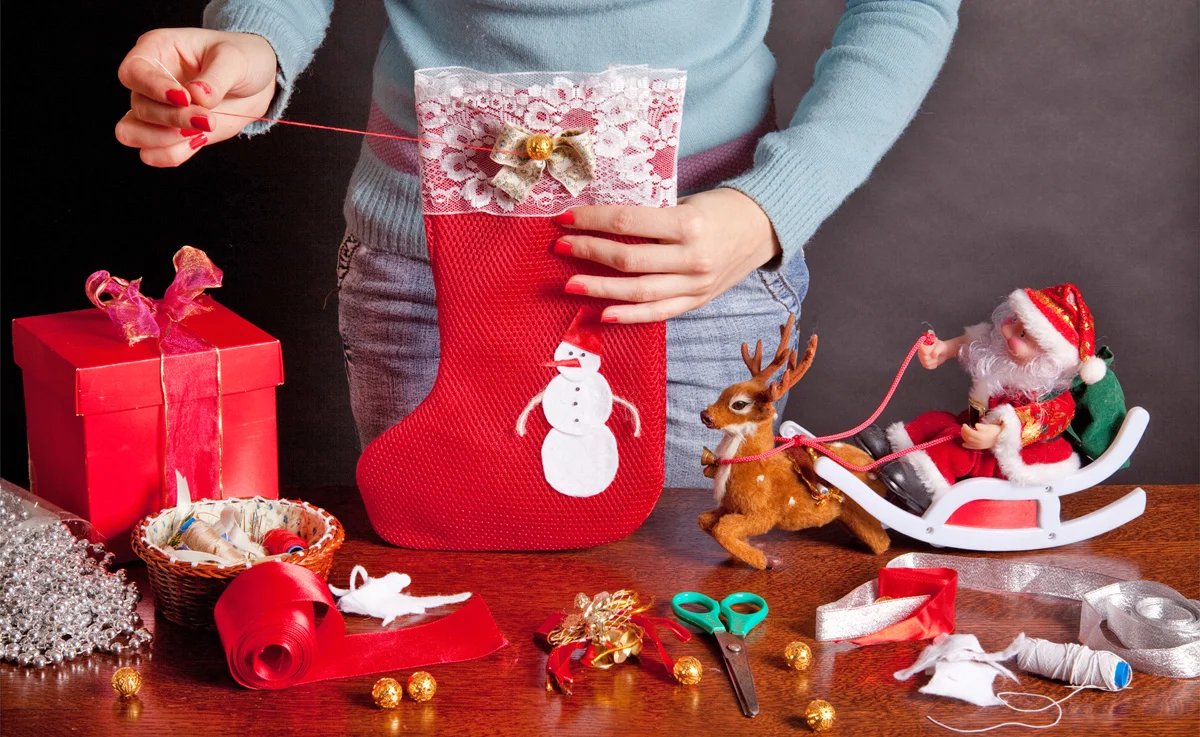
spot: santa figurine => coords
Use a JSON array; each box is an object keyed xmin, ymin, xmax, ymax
[{"xmin": 856, "ymin": 284, "xmax": 1109, "ymax": 512}]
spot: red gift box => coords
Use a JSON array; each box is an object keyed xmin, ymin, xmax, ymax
[{"xmin": 12, "ymin": 295, "xmax": 283, "ymax": 559}]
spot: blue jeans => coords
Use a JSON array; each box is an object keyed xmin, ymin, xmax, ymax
[{"xmin": 337, "ymin": 232, "xmax": 809, "ymax": 489}]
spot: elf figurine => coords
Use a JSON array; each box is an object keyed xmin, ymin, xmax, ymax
[{"xmin": 856, "ymin": 284, "xmax": 1124, "ymax": 512}]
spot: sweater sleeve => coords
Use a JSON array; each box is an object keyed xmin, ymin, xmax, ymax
[
  {"xmin": 720, "ymin": 0, "xmax": 960, "ymax": 262},
  {"xmin": 203, "ymin": 0, "xmax": 335, "ymax": 135}
]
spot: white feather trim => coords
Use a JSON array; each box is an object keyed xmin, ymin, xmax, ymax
[{"xmin": 985, "ymin": 404, "xmax": 1080, "ymax": 486}]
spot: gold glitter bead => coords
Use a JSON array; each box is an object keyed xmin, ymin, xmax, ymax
[
  {"xmin": 111, "ymin": 666, "xmax": 142, "ymax": 699},
  {"xmin": 805, "ymin": 699, "xmax": 836, "ymax": 732},
  {"xmin": 372, "ymin": 677, "xmax": 403, "ymax": 709},
  {"xmin": 673, "ymin": 656, "xmax": 703, "ymax": 686},
  {"xmin": 407, "ymin": 671, "xmax": 437, "ymax": 702},
  {"xmin": 784, "ymin": 641, "xmax": 813, "ymax": 672},
  {"xmin": 525, "ymin": 133, "xmax": 554, "ymax": 161}
]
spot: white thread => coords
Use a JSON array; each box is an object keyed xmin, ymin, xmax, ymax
[
  {"xmin": 1015, "ymin": 638, "xmax": 1127, "ymax": 691},
  {"xmin": 135, "ymin": 55, "xmax": 185, "ymax": 89},
  {"xmin": 928, "ymin": 689, "xmax": 1083, "ymax": 733},
  {"xmin": 929, "ymin": 637, "xmax": 1130, "ymax": 733}
]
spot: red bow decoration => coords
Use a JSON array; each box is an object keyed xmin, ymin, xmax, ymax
[
  {"xmin": 86, "ymin": 246, "xmax": 223, "ymax": 348},
  {"xmin": 215, "ymin": 562, "xmax": 508, "ymax": 690},
  {"xmin": 537, "ymin": 590, "xmax": 691, "ymax": 694}
]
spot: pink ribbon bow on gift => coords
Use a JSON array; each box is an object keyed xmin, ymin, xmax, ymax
[
  {"xmin": 84, "ymin": 246, "xmax": 226, "ymax": 506},
  {"xmin": 85, "ymin": 246, "xmax": 223, "ymax": 348}
]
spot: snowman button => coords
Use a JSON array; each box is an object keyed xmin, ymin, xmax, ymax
[{"xmin": 575, "ymin": 387, "xmax": 580, "ymax": 392}]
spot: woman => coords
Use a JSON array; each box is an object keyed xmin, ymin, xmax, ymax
[{"xmin": 115, "ymin": 0, "xmax": 960, "ymax": 488}]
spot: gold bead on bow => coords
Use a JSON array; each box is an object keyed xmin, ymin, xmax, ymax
[{"xmin": 489, "ymin": 123, "xmax": 595, "ymax": 203}]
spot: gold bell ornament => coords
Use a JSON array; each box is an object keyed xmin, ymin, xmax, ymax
[
  {"xmin": 525, "ymin": 133, "xmax": 555, "ymax": 161},
  {"xmin": 784, "ymin": 641, "xmax": 813, "ymax": 672},
  {"xmin": 111, "ymin": 667, "xmax": 142, "ymax": 699},
  {"xmin": 407, "ymin": 671, "xmax": 437, "ymax": 702},
  {"xmin": 673, "ymin": 655, "xmax": 703, "ymax": 685},
  {"xmin": 372, "ymin": 677, "xmax": 403, "ymax": 709},
  {"xmin": 805, "ymin": 699, "xmax": 837, "ymax": 732}
]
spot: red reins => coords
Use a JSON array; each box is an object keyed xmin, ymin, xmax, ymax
[{"xmin": 716, "ymin": 333, "xmax": 954, "ymax": 473}]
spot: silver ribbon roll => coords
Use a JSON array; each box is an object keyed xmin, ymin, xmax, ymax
[{"xmin": 817, "ymin": 553, "xmax": 1200, "ymax": 678}]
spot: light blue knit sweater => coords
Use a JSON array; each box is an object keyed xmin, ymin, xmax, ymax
[{"xmin": 204, "ymin": 0, "xmax": 959, "ymax": 260}]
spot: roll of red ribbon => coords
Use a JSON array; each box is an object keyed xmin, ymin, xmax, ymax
[{"xmin": 214, "ymin": 561, "xmax": 507, "ymax": 689}]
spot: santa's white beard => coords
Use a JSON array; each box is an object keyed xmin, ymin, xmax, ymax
[{"xmin": 960, "ymin": 304, "xmax": 1075, "ymax": 401}]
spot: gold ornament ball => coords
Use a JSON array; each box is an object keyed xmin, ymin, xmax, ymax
[
  {"xmin": 111, "ymin": 667, "xmax": 142, "ymax": 699},
  {"xmin": 372, "ymin": 677, "xmax": 403, "ymax": 709},
  {"xmin": 407, "ymin": 671, "xmax": 437, "ymax": 702},
  {"xmin": 805, "ymin": 699, "xmax": 837, "ymax": 732},
  {"xmin": 673, "ymin": 656, "xmax": 703, "ymax": 686},
  {"xmin": 525, "ymin": 133, "xmax": 554, "ymax": 161},
  {"xmin": 784, "ymin": 641, "xmax": 813, "ymax": 672}
]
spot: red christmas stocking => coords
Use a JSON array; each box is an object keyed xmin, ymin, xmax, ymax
[{"xmin": 357, "ymin": 66, "xmax": 688, "ymax": 549}]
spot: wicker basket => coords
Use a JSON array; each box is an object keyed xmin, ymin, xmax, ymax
[{"xmin": 132, "ymin": 497, "xmax": 345, "ymax": 629}]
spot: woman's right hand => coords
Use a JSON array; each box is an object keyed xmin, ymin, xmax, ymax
[{"xmin": 116, "ymin": 28, "xmax": 278, "ymax": 167}]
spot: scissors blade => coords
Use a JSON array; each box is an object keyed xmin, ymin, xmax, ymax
[{"xmin": 714, "ymin": 630, "xmax": 759, "ymax": 718}]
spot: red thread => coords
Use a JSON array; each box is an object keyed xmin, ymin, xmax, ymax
[
  {"xmin": 718, "ymin": 332, "xmax": 953, "ymax": 472},
  {"xmin": 213, "ymin": 111, "xmax": 505, "ymax": 154},
  {"xmin": 263, "ymin": 528, "xmax": 308, "ymax": 555}
]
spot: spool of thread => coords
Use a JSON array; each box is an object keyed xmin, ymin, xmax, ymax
[
  {"xmin": 179, "ymin": 517, "xmax": 244, "ymax": 563},
  {"xmin": 263, "ymin": 528, "xmax": 308, "ymax": 556},
  {"xmin": 1015, "ymin": 637, "xmax": 1132, "ymax": 690}
]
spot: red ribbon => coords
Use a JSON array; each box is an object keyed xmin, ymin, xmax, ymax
[
  {"xmin": 85, "ymin": 247, "xmax": 225, "ymax": 506},
  {"xmin": 539, "ymin": 611, "xmax": 691, "ymax": 691},
  {"xmin": 214, "ymin": 562, "xmax": 508, "ymax": 690},
  {"xmin": 850, "ymin": 567, "xmax": 958, "ymax": 646}
]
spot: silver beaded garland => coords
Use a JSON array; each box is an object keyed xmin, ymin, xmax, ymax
[{"xmin": 0, "ymin": 487, "xmax": 151, "ymax": 668}]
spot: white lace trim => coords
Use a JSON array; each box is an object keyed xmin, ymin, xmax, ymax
[{"xmin": 413, "ymin": 65, "xmax": 687, "ymax": 216}]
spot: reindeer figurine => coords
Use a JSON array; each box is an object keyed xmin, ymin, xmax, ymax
[{"xmin": 698, "ymin": 315, "xmax": 891, "ymax": 569}]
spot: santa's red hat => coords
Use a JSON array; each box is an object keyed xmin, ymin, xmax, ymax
[
  {"xmin": 561, "ymin": 306, "xmax": 603, "ymax": 355},
  {"xmin": 1008, "ymin": 283, "xmax": 1106, "ymax": 384}
]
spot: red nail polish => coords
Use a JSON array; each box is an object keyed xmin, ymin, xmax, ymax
[
  {"xmin": 190, "ymin": 116, "xmax": 212, "ymax": 132},
  {"xmin": 553, "ymin": 239, "xmax": 573, "ymax": 256},
  {"xmin": 165, "ymin": 89, "xmax": 189, "ymax": 107},
  {"xmin": 601, "ymin": 313, "xmax": 619, "ymax": 323},
  {"xmin": 189, "ymin": 134, "xmax": 208, "ymax": 150},
  {"xmin": 181, "ymin": 128, "xmax": 201, "ymax": 137},
  {"xmin": 553, "ymin": 211, "xmax": 575, "ymax": 226},
  {"xmin": 190, "ymin": 80, "xmax": 213, "ymax": 96},
  {"xmin": 564, "ymin": 282, "xmax": 587, "ymax": 295}
]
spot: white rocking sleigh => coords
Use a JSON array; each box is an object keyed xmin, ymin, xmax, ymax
[{"xmin": 780, "ymin": 407, "xmax": 1150, "ymax": 551}]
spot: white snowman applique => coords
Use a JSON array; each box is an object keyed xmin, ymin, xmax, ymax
[{"xmin": 516, "ymin": 306, "xmax": 641, "ymax": 497}]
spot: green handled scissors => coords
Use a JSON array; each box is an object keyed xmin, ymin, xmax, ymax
[{"xmin": 672, "ymin": 591, "xmax": 768, "ymax": 718}]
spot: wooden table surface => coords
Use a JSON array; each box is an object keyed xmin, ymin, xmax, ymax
[{"xmin": 3, "ymin": 485, "xmax": 1198, "ymax": 736}]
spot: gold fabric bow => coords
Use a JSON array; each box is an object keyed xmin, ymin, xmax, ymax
[
  {"xmin": 549, "ymin": 590, "xmax": 646, "ymax": 668},
  {"xmin": 489, "ymin": 123, "xmax": 595, "ymax": 203}
]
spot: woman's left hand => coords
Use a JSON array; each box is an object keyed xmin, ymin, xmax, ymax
[{"xmin": 554, "ymin": 188, "xmax": 781, "ymax": 323}]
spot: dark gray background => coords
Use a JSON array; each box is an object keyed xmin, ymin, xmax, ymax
[{"xmin": 2, "ymin": 1, "xmax": 1197, "ymax": 488}]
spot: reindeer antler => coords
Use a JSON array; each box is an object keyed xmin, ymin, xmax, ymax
[
  {"xmin": 767, "ymin": 333, "xmax": 818, "ymax": 401},
  {"xmin": 741, "ymin": 314, "xmax": 797, "ymax": 380},
  {"xmin": 741, "ymin": 339, "xmax": 764, "ymax": 376}
]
